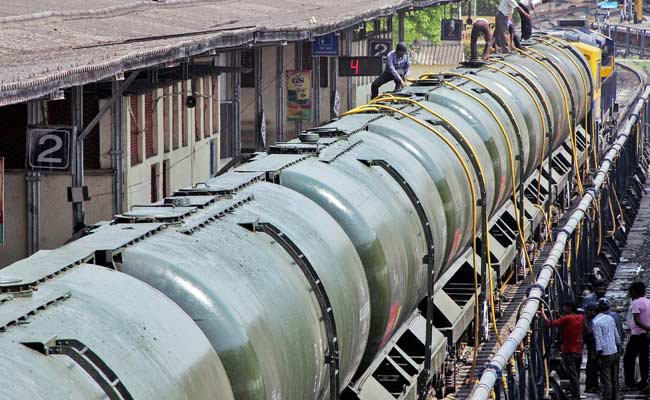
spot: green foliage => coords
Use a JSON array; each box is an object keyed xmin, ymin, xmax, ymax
[
  {"xmin": 365, "ymin": 7, "xmax": 446, "ymax": 46},
  {"xmin": 393, "ymin": 8, "xmax": 445, "ymax": 45},
  {"xmin": 476, "ymin": 0, "xmax": 500, "ymax": 16}
]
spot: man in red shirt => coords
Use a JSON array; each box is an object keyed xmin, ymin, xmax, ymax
[{"xmin": 547, "ymin": 301, "xmax": 585, "ymax": 400}]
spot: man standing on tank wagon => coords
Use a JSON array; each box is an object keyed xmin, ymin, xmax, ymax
[
  {"xmin": 495, "ymin": 0, "xmax": 531, "ymax": 53},
  {"xmin": 517, "ymin": 0, "xmax": 535, "ymax": 42}
]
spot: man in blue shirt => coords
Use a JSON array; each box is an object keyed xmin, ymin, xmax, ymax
[
  {"xmin": 591, "ymin": 304, "xmax": 622, "ymax": 400},
  {"xmin": 371, "ymin": 42, "xmax": 411, "ymax": 99}
]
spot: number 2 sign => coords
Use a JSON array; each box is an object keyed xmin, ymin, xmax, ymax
[
  {"xmin": 27, "ymin": 127, "xmax": 73, "ymax": 171},
  {"xmin": 368, "ymin": 39, "xmax": 393, "ymax": 57}
]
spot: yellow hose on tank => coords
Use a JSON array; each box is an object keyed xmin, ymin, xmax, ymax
[
  {"xmin": 341, "ymin": 101, "xmax": 493, "ymax": 378},
  {"xmin": 540, "ymin": 35, "xmax": 598, "ymax": 170},
  {"xmin": 490, "ymin": 59, "xmax": 552, "ymax": 206},
  {"xmin": 484, "ymin": 64, "xmax": 550, "ymax": 206},
  {"xmin": 366, "ymin": 94, "xmax": 504, "ymax": 349},
  {"xmin": 418, "ymin": 73, "xmax": 536, "ymax": 284},
  {"xmin": 533, "ymin": 204, "xmax": 554, "ymax": 243},
  {"xmin": 536, "ymin": 36, "xmax": 593, "ymax": 184},
  {"xmin": 511, "ymin": 47, "xmax": 585, "ymax": 196}
]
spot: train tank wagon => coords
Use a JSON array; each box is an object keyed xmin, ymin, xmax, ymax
[
  {"xmin": 0, "ymin": 256, "xmax": 234, "ymax": 399},
  {"xmin": 0, "ymin": 37, "xmax": 595, "ymax": 400}
]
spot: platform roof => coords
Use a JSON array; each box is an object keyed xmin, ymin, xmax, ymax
[{"xmin": 0, "ymin": 0, "xmax": 457, "ymax": 106}]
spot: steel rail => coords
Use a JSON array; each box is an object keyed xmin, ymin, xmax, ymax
[{"xmin": 469, "ymin": 84, "xmax": 650, "ymax": 400}]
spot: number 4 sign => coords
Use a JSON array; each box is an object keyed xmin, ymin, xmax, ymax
[
  {"xmin": 350, "ymin": 59, "xmax": 359, "ymax": 75},
  {"xmin": 27, "ymin": 127, "xmax": 73, "ymax": 171}
]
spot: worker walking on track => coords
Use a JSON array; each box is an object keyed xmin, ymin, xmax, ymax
[
  {"xmin": 370, "ymin": 42, "xmax": 410, "ymax": 99},
  {"xmin": 546, "ymin": 301, "xmax": 584, "ymax": 400},
  {"xmin": 591, "ymin": 302, "xmax": 622, "ymax": 400},
  {"xmin": 469, "ymin": 18, "xmax": 492, "ymax": 61},
  {"xmin": 494, "ymin": 0, "xmax": 531, "ymax": 53},
  {"xmin": 624, "ymin": 281, "xmax": 650, "ymax": 392}
]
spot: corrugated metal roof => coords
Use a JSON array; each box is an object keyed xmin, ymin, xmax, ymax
[
  {"xmin": 0, "ymin": 0, "xmax": 458, "ymax": 106},
  {"xmin": 411, "ymin": 44, "xmax": 465, "ymax": 65}
]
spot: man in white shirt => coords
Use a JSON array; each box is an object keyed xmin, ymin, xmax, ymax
[
  {"xmin": 495, "ymin": 0, "xmax": 531, "ymax": 52},
  {"xmin": 592, "ymin": 305, "xmax": 622, "ymax": 400},
  {"xmin": 517, "ymin": 0, "xmax": 535, "ymax": 41}
]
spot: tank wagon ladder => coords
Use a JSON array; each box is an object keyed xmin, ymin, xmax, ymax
[{"xmin": 239, "ymin": 220, "xmax": 341, "ymax": 399}]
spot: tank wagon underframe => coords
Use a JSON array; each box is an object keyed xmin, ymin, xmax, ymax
[{"xmin": 0, "ymin": 37, "xmax": 594, "ymax": 400}]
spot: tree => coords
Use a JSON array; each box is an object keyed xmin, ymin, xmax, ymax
[
  {"xmin": 365, "ymin": 7, "xmax": 446, "ymax": 46},
  {"xmin": 393, "ymin": 8, "xmax": 445, "ymax": 45},
  {"xmin": 475, "ymin": 0, "xmax": 500, "ymax": 16}
]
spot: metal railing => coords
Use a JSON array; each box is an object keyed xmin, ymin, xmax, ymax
[{"xmin": 606, "ymin": 24, "xmax": 650, "ymax": 58}]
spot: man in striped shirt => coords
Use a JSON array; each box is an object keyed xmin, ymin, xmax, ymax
[{"xmin": 591, "ymin": 304, "xmax": 622, "ymax": 400}]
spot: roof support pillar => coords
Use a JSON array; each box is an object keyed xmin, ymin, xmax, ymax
[
  {"xmin": 231, "ymin": 51, "xmax": 241, "ymax": 156},
  {"xmin": 345, "ymin": 31, "xmax": 353, "ymax": 111},
  {"xmin": 71, "ymin": 86, "xmax": 85, "ymax": 232},
  {"xmin": 254, "ymin": 47, "xmax": 264, "ymax": 150},
  {"xmin": 398, "ymin": 11, "xmax": 405, "ymax": 43},
  {"xmin": 111, "ymin": 79, "xmax": 124, "ymax": 215},
  {"xmin": 312, "ymin": 55, "xmax": 320, "ymax": 126},
  {"xmin": 276, "ymin": 45, "xmax": 285, "ymax": 143},
  {"xmin": 295, "ymin": 42, "xmax": 303, "ymax": 135},
  {"xmin": 26, "ymin": 102, "xmax": 42, "ymax": 255},
  {"xmin": 329, "ymin": 53, "xmax": 337, "ymax": 119}
]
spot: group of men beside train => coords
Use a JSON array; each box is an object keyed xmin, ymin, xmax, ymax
[
  {"xmin": 549, "ymin": 280, "xmax": 650, "ymax": 399},
  {"xmin": 370, "ymin": 0, "xmax": 535, "ymax": 99}
]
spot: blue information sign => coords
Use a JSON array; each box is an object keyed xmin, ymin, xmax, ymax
[{"xmin": 313, "ymin": 34, "xmax": 339, "ymax": 56}]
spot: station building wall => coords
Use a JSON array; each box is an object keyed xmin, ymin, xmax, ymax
[{"xmin": 0, "ymin": 74, "xmax": 221, "ymax": 267}]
